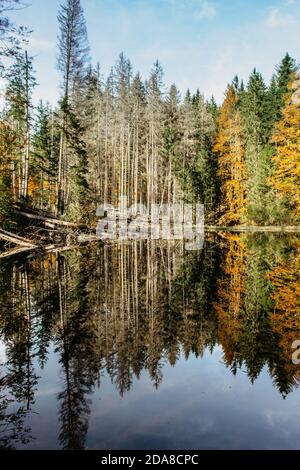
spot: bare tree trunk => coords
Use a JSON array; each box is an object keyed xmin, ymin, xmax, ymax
[
  {"xmin": 23, "ymin": 51, "xmax": 30, "ymax": 200},
  {"xmin": 56, "ymin": 129, "xmax": 64, "ymax": 216}
]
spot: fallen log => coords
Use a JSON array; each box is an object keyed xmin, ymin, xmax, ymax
[
  {"xmin": 0, "ymin": 228, "xmax": 37, "ymax": 247},
  {"xmin": 77, "ymin": 234, "xmax": 100, "ymax": 243},
  {"xmin": 16, "ymin": 210, "xmax": 87, "ymax": 229},
  {"xmin": 0, "ymin": 243, "xmax": 81, "ymax": 260},
  {"xmin": 0, "ymin": 245, "xmax": 38, "ymax": 259}
]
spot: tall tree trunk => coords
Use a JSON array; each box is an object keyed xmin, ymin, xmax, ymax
[{"xmin": 23, "ymin": 51, "xmax": 30, "ymax": 200}]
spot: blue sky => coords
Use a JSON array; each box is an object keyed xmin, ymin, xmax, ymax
[{"xmin": 7, "ymin": 0, "xmax": 300, "ymax": 103}]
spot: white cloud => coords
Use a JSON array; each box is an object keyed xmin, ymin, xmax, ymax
[
  {"xmin": 28, "ymin": 37, "xmax": 55, "ymax": 51},
  {"xmin": 265, "ymin": 7, "xmax": 294, "ymax": 28},
  {"xmin": 167, "ymin": 0, "xmax": 217, "ymax": 20},
  {"xmin": 194, "ymin": 0, "xmax": 217, "ymax": 19}
]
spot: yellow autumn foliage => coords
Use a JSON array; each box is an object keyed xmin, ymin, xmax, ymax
[
  {"xmin": 270, "ymin": 75, "xmax": 300, "ymax": 219},
  {"xmin": 0, "ymin": 121, "xmax": 17, "ymax": 168},
  {"xmin": 268, "ymin": 244, "xmax": 300, "ymax": 382},
  {"xmin": 214, "ymin": 234, "xmax": 246, "ymax": 364},
  {"xmin": 214, "ymin": 86, "xmax": 246, "ymax": 225}
]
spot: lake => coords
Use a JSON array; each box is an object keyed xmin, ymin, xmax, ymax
[{"xmin": 0, "ymin": 233, "xmax": 299, "ymax": 450}]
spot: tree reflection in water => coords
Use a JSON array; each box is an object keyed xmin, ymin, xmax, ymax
[{"xmin": 0, "ymin": 234, "xmax": 299, "ymax": 449}]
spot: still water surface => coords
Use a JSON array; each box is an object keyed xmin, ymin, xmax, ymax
[{"xmin": 0, "ymin": 233, "xmax": 299, "ymax": 449}]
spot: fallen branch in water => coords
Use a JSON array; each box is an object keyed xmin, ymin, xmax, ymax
[{"xmin": 0, "ymin": 235, "xmax": 98, "ymax": 260}]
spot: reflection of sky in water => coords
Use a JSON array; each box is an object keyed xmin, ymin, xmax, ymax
[
  {"xmin": 2, "ymin": 342, "xmax": 299, "ymax": 450},
  {"xmin": 0, "ymin": 343, "xmax": 6, "ymax": 364}
]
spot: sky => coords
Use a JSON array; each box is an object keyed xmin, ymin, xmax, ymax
[{"xmin": 6, "ymin": 0, "xmax": 300, "ymax": 104}]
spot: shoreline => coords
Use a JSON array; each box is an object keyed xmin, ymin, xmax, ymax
[
  {"xmin": 1, "ymin": 219, "xmax": 300, "ymax": 260},
  {"xmin": 205, "ymin": 226, "xmax": 300, "ymax": 233}
]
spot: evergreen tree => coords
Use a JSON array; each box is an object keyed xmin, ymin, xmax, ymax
[
  {"xmin": 268, "ymin": 53, "xmax": 297, "ymax": 126},
  {"xmin": 207, "ymin": 95, "xmax": 219, "ymax": 122},
  {"xmin": 0, "ymin": 122, "xmax": 15, "ymax": 227},
  {"xmin": 177, "ymin": 91, "xmax": 217, "ymax": 215},
  {"xmin": 66, "ymin": 108, "xmax": 90, "ymax": 222},
  {"xmin": 4, "ymin": 51, "xmax": 36, "ymax": 200},
  {"xmin": 56, "ymin": 0, "xmax": 90, "ymax": 216},
  {"xmin": 241, "ymin": 69, "xmax": 274, "ymax": 223},
  {"xmin": 32, "ymin": 102, "xmax": 58, "ymax": 211}
]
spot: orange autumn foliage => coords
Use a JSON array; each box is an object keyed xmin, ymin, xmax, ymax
[
  {"xmin": 28, "ymin": 177, "xmax": 40, "ymax": 197},
  {"xmin": 268, "ymin": 244, "xmax": 300, "ymax": 382},
  {"xmin": 214, "ymin": 86, "xmax": 246, "ymax": 225},
  {"xmin": 214, "ymin": 234, "xmax": 246, "ymax": 364},
  {"xmin": 0, "ymin": 121, "xmax": 17, "ymax": 168},
  {"xmin": 270, "ymin": 75, "xmax": 300, "ymax": 218}
]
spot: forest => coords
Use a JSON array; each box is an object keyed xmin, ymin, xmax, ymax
[
  {"xmin": 1, "ymin": 0, "xmax": 300, "ymax": 452},
  {"xmin": 0, "ymin": 0, "xmax": 300, "ymax": 246}
]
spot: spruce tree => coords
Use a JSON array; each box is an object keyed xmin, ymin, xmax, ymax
[
  {"xmin": 0, "ymin": 122, "xmax": 15, "ymax": 228},
  {"xmin": 207, "ymin": 96, "xmax": 219, "ymax": 122},
  {"xmin": 63, "ymin": 71, "xmax": 91, "ymax": 222},
  {"xmin": 56, "ymin": 0, "xmax": 90, "ymax": 216},
  {"xmin": 5, "ymin": 51, "xmax": 36, "ymax": 201},
  {"xmin": 268, "ymin": 53, "xmax": 297, "ymax": 128},
  {"xmin": 32, "ymin": 102, "xmax": 58, "ymax": 211},
  {"xmin": 241, "ymin": 69, "xmax": 274, "ymax": 223},
  {"xmin": 177, "ymin": 90, "xmax": 217, "ymax": 215}
]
